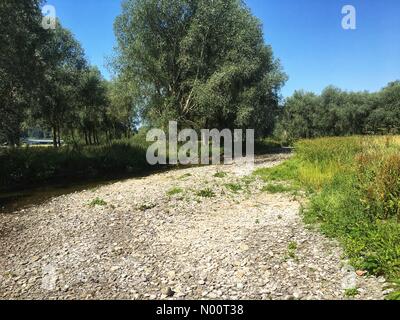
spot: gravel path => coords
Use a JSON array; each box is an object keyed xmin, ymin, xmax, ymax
[{"xmin": 0, "ymin": 153, "xmax": 386, "ymax": 300}]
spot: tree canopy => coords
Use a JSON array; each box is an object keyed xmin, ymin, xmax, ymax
[
  {"xmin": 276, "ymin": 82, "xmax": 400, "ymax": 142},
  {"xmin": 114, "ymin": 0, "xmax": 287, "ymax": 136}
]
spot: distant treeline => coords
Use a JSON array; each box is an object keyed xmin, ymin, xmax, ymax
[{"xmin": 276, "ymin": 82, "xmax": 400, "ymax": 143}]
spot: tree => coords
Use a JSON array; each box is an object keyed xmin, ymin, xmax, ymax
[
  {"xmin": 0, "ymin": 0, "xmax": 47, "ymax": 145},
  {"xmin": 114, "ymin": 0, "xmax": 286, "ymax": 135},
  {"xmin": 76, "ymin": 67, "xmax": 109, "ymax": 145},
  {"xmin": 107, "ymin": 76, "xmax": 141, "ymax": 140},
  {"xmin": 277, "ymin": 81, "xmax": 400, "ymax": 141},
  {"xmin": 35, "ymin": 21, "xmax": 87, "ymax": 147}
]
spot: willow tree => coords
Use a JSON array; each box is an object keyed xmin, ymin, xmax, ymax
[{"xmin": 114, "ymin": 0, "xmax": 286, "ymax": 136}]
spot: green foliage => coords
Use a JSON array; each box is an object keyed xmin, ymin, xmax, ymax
[
  {"xmin": 255, "ymin": 136, "xmax": 400, "ymax": 281},
  {"xmin": 287, "ymin": 241, "xmax": 298, "ymax": 259},
  {"xmin": 0, "ymin": 142, "xmax": 151, "ymax": 191},
  {"xmin": 167, "ymin": 187, "xmax": 184, "ymax": 196},
  {"xmin": 196, "ymin": 188, "xmax": 216, "ymax": 198},
  {"xmin": 214, "ymin": 171, "xmax": 228, "ymax": 178},
  {"xmin": 277, "ymin": 83, "xmax": 400, "ymax": 142},
  {"xmin": 89, "ymin": 197, "xmax": 107, "ymax": 207},
  {"xmin": 225, "ymin": 183, "xmax": 243, "ymax": 193},
  {"xmin": 179, "ymin": 173, "xmax": 193, "ymax": 180},
  {"xmin": 344, "ymin": 288, "xmax": 359, "ymax": 298},
  {"xmin": 114, "ymin": 0, "xmax": 287, "ymax": 135},
  {"xmin": 262, "ymin": 184, "xmax": 296, "ymax": 194},
  {"xmin": 385, "ymin": 279, "xmax": 400, "ymax": 300},
  {"xmin": 0, "ymin": 0, "xmax": 48, "ymax": 145}
]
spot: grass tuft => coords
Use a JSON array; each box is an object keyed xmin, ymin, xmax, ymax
[
  {"xmin": 196, "ymin": 188, "xmax": 216, "ymax": 198},
  {"xmin": 89, "ymin": 197, "xmax": 107, "ymax": 207}
]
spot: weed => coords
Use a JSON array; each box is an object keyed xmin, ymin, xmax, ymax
[
  {"xmin": 89, "ymin": 197, "xmax": 107, "ymax": 207},
  {"xmin": 344, "ymin": 288, "xmax": 359, "ymax": 297},
  {"xmin": 225, "ymin": 183, "xmax": 243, "ymax": 193},
  {"xmin": 179, "ymin": 173, "xmax": 192, "ymax": 180},
  {"xmin": 385, "ymin": 279, "xmax": 400, "ymax": 300},
  {"xmin": 196, "ymin": 188, "xmax": 216, "ymax": 198},
  {"xmin": 214, "ymin": 171, "xmax": 228, "ymax": 178},
  {"xmin": 167, "ymin": 187, "xmax": 183, "ymax": 196}
]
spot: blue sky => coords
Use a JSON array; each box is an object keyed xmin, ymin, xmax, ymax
[{"xmin": 46, "ymin": 0, "xmax": 400, "ymax": 97}]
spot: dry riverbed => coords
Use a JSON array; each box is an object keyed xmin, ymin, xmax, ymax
[{"xmin": 0, "ymin": 153, "xmax": 387, "ymax": 300}]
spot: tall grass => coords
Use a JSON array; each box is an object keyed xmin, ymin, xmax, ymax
[{"xmin": 255, "ymin": 136, "xmax": 400, "ymax": 287}]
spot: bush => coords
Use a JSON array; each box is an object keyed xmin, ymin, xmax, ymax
[{"xmin": 0, "ymin": 142, "xmax": 151, "ymax": 191}]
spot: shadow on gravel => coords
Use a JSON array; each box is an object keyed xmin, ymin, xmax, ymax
[{"xmin": 0, "ymin": 149, "xmax": 293, "ymax": 214}]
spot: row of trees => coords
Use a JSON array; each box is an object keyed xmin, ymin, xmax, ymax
[
  {"xmin": 0, "ymin": 0, "xmax": 137, "ymax": 147},
  {"xmin": 4, "ymin": 0, "xmax": 397, "ymax": 148},
  {"xmin": 276, "ymin": 81, "xmax": 400, "ymax": 141}
]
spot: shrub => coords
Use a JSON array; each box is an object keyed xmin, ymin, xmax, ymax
[{"xmin": 0, "ymin": 142, "xmax": 152, "ymax": 192}]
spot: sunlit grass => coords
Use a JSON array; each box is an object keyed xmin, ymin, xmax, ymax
[{"xmin": 255, "ymin": 135, "xmax": 400, "ymax": 291}]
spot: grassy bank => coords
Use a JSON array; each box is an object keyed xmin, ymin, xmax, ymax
[
  {"xmin": 0, "ymin": 135, "xmax": 283, "ymax": 193},
  {"xmin": 0, "ymin": 141, "xmax": 152, "ymax": 192},
  {"xmin": 255, "ymin": 136, "xmax": 400, "ymax": 298}
]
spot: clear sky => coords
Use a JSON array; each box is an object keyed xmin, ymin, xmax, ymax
[{"xmin": 46, "ymin": 0, "xmax": 400, "ymax": 97}]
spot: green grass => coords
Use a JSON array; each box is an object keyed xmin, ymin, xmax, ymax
[
  {"xmin": 179, "ymin": 173, "xmax": 192, "ymax": 180},
  {"xmin": 262, "ymin": 183, "xmax": 297, "ymax": 194},
  {"xmin": 287, "ymin": 241, "xmax": 298, "ymax": 259},
  {"xmin": 225, "ymin": 183, "xmax": 243, "ymax": 193},
  {"xmin": 196, "ymin": 188, "xmax": 216, "ymax": 198},
  {"xmin": 344, "ymin": 288, "xmax": 359, "ymax": 298},
  {"xmin": 89, "ymin": 197, "xmax": 107, "ymax": 207},
  {"xmin": 255, "ymin": 136, "xmax": 400, "ymax": 294},
  {"xmin": 167, "ymin": 187, "xmax": 184, "ymax": 196},
  {"xmin": 214, "ymin": 171, "xmax": 228, "ymax": 178}
]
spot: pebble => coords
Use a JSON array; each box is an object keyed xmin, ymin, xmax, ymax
[{"xmin": 0, "ymin": 153, "xmax": 386, "ymax": 300}]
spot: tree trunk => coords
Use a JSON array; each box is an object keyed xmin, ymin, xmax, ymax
[
  {"xmin": 52, "ymin": 126, "xmax": 57, "ymax": 148},
  {"xmin": 84, "ymin": 130, "xmax": 88, "ymax": 145},
  {"xmin": 57, "ymin": 126, "xmax": 61, "ymax": 147}
]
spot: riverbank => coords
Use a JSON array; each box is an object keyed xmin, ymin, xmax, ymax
[{"xmin": 0, "ymin": 153, "xmax": 386, "ymax": 300}]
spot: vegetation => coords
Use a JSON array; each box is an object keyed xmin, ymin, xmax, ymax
[
  {"xmin": 167, "ymin": 187, "xmax": 184, "ymax": 196},
  {"xmin": 262, "ymin": 183, "xmax": 296, "ymax": 194},
  {"xmin": 276, "ymin": 83, "xmax": 400, "ymax": 144},
  {"xmin": 214, "ymin": 172, "xmax": 228, "ymax": 178},
  {"xmin": 114, "ymin": 0, "xmax": 286, "ymax": 135},
  {"xmin": 89, "ymin": 197, "xmax": 108, "ymax": 207},
  {"xmin": 196, "ymin": 188, "xmax": 216, "ymax": 198},
  {"xmin": 225, "ymin": 183, "xmax": 243, "ymax": 193},
  {"xmin": 0, "ymin": 141, "xmax": 151, "ymax": 191},
  {"xmin": 255, "ymin": 136, "xmax": 400, "ymax": 287},
  {"xmin": 0, "ymin": 1, "xmax": 139, "ymax": 148},
  {"xmin": 344, "ymin": 288, "xmax": 359, "ymax": 298},
  {"xmin": 286, "ymin": 241, "xmax": 298, "ymax": 260}
]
